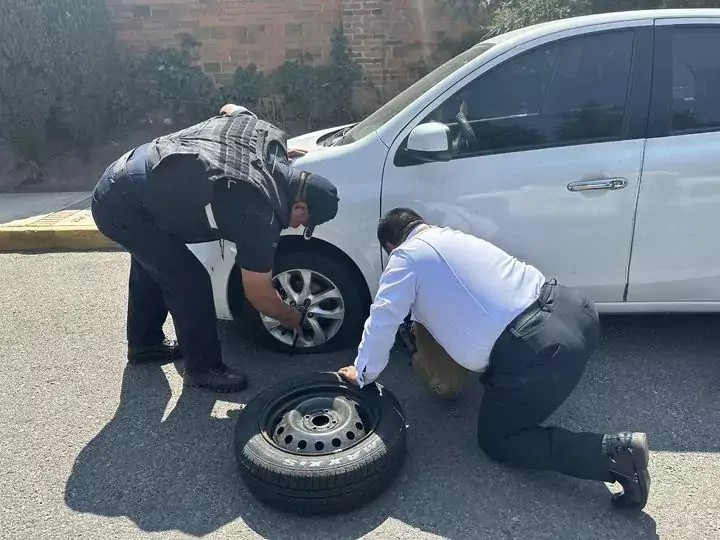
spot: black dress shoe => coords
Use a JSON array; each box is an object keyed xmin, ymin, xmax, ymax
[
  {"xmin": 603, "ymin": 432, "xmax": 651, "ymax": 510},
  {"xmin": 127, "ymin": 339, "xmax": 181, "ymax": 365},
  {"xmin": 182, "ymin": 366, "xmax": 248, "ymax": 393}
]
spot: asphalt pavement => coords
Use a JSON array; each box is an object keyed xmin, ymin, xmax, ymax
[{"xmin": 1, "ymin": 252, "xmax": 719, "ymax": 540}]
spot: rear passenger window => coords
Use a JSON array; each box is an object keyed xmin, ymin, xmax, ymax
[
  {"xmin": 668, "ymin": 27, "xmax": 720, "ymax": 134},
  {"xmin": 426, "ymin": 29, "xmax": 635, "ymax": 155}
]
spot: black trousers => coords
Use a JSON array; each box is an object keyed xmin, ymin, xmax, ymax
[
  {"xmin": 91, "ymin": 146, "xmax": 224, "ymax": 373},
  {"xmin": 477, "ymin": 281, "xmax": 614, "ymax": 483}
]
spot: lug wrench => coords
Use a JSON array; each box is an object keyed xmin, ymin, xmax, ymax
[
  {"xmin": 397, "ymin": 315, "xmax": 416, "ymax": 366},
  {"xmin": 289, "ymin": 300, "xmax": 311, "ymax": 357}
]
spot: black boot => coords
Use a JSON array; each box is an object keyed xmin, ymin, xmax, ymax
[
  {"xmin": 603, "ymin": 432, "xmax": 651, "ymax": 510},
  {"xmin": 182, "ymin": 365, "xmax": 249, "ymax": 393},
  {"xmin": 128, "ymin": 339, "xmax": 181, "ymax": 365}
]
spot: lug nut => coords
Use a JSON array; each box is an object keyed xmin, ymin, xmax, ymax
[{"xmin": 307, "ymin": 313, "xmax": 314, "ymax": 319}]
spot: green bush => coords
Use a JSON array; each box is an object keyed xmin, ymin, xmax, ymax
[
  {"xmin": 487, "ymin": 0, "xmax": 588, "ymax": 35},
  {"xmin": 222, "ymin": 29, "xmax": 362, "ymax": 133},
  {"xmin": 119, "ymin": 36, "xmax": 222, "ymax": 126},
  {"xmin": 483, "ymin": 0, "xmax": 718, "ymax": 36},
  {"xmin": 0, "ymin": 1, "xmax": 361, "ymax": 165},
  {"xmin": 0, "ymin": 0, "xmax": 120, "ymax": 161}
]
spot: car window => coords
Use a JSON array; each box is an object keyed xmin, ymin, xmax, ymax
[
  {"xmin": 668, "ymin": 27, "xmax": 720, "ymax": 134},
  {"xmin": 430, "ymin": 44, "xmax": 559, "ymax": 125},
  {"xmin": 424, "ymin": 29, "xmax": 635, "ymax": 156}
]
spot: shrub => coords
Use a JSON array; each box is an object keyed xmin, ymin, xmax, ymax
[
  {"xmin": 222, "ymin": 29, "xmax": 362, "ymax": 133},
  {"xmin": 124, "ymin": 36, "xmax": 223, "ymax": 126},
  {"xmin": 0, "ymin": 2, "xmax": 362, "ymax": 165},
  {"xmin": 0, "ymin": 0, "xmax": 121, "ymax": 162}
]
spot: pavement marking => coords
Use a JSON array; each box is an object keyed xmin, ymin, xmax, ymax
[{"xmin": 0, "ymin": 200, "xmax": 119, "ymax": 252}]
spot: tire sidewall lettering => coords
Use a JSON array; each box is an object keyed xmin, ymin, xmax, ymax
[{"xmin": 280, "ymin": 438, "xmax": 379, "ymax": 469}]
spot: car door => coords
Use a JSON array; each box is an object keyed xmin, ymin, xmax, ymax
[
  {"xmin": 626, "ymin": 18, "xmax": 720, "ymax": 304},
  {"xmin": 380, "ymin": 24, "xmax": 653, "ymax": 303}
]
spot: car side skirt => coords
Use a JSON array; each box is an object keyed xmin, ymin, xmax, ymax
[{"xmin": 597, "ymin": 302, "xmax": 720, "ymax": 314}]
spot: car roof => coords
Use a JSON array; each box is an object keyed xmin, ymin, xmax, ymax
[{"xmin": 481, "ymin": 8, "xmax": 720, "ymax": 46}]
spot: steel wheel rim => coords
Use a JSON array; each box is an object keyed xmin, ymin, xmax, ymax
[
  {"xmin": 261, "ymin": 268, "xmax": 345, "ymax": 348},
  {"xmin": 260, "ymin": 384, "xmax": 377, "ymax": 456}
]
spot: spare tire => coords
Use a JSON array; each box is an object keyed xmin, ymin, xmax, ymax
[{"xmin": 234, "ymin": 372, "xmax": 408, "ymax": 515}]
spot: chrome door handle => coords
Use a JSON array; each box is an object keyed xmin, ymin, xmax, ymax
[{"xmin": 567, "ymin": 178, "xmax": 628, "ymax": 191}]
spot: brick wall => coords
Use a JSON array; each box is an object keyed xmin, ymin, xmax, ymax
[
  {"xmin": 105, "ymin": 0, "xmax": 473, "ymax": 97},
  {"xmin": 341, "ymin": 0, "xmax": 472, "ymax": 95}
]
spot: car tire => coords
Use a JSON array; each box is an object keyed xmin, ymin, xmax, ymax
[
  {"xmin": 241, "ymin": 249, "xmax": 368, "ymax": 354},
  {"xmin": 234, "ymin": 372, "xmax": 408, "ymax": 515}
]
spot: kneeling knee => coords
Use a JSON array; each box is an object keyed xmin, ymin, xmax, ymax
[{"xmin": 477, "ymin": 433, "xmax": 508, "ymax": 462}]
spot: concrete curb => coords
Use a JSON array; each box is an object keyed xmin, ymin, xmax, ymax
[{"xmin": 0, "ymin": 202, "xmax": 120, "ymax": 253}]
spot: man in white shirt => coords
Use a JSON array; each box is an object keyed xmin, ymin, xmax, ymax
[{"xmin": 338, "ymin": 207, "xmax": 651, "ymax": 510}]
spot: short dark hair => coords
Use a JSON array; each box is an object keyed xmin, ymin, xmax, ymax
[{"xmin": 377, "ymin": 207, "xmax": 426, "ymax": 249}]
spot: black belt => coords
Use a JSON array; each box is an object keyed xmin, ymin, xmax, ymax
[
  {"xmin": 107, "ymin": 143, "xmax": 153, "ymax": 203},
  {"xmin": 508, "ymin": 279, "xmax": 557, "ymax": 332},
  {"xmin": 113, "ymin": 143, "xmax": 150, "ymax": 178}
]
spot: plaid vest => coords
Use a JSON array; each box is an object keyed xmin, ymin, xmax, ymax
[{"xmin": 135, "ymin": 110, "xmax": 291, "ymax": 238}]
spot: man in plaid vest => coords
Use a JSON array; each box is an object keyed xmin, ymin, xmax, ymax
[{"xmin": 92, "ymin": 104, "xmax": 339, "ymax": 393}]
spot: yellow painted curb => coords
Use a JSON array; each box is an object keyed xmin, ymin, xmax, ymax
[{"xmin": 0, "ymin": 208, "xmax": 120, "ymax": 253}]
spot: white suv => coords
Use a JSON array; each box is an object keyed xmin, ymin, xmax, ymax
[{"xmin": 189, "ymin": 9, "xmax": 720, "ymax": 354}]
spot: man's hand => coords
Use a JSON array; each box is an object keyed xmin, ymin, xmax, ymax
[
  {"xmin": 278, "ymin": 301, "xmax": 303, "ymax": 332},
  {"xmin": 242, "ymin": 269, "xmax": 302, "ymax": 331},
  {"xmin": 220, "ymin": 103, "xmax": 240, "ymax": 116},
  {"xmin": 338, "ymin": 365, "xmax": 359, "ymax": 385},
  {"xmin": 288, "ymin": 148, "xmax": 307, "ymax": 159}
]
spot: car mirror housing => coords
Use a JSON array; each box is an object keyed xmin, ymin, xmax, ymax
[{"xmin": 404, "ymin": 122, "xmax": 452, "ymax": 162}]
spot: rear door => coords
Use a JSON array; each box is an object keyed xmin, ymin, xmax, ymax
[
  {"xmin": 627, "ymin": 18, "xmax": 720, "ymax": 303},
  {"xmin": 380, "ymin": 24, "xmax": 654, "ymax": 303}
]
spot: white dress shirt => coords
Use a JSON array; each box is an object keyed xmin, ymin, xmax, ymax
[{"xmin": 353, "ymin": 225, "xmax": 547, "ymax": 387}]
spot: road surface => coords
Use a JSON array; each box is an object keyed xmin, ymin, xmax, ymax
[{"xmin": 1, "ymin": 252, "xmax": 719, "ymax": 539}]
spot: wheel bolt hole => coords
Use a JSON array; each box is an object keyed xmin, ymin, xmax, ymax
[
  {"xmin": 315, "ymin": 441, "xmax": 324, "ymax": 451},
  {"xmin": 284, "ymin": 435, "xmax": 293, "ymax": 444},
  {"xmin": 277, "ymin": 426, "xmax": 285, "ymax": 435},
  {"xmin": 346, "ymin": 431, "xmax": 355, "ymax": 440},
  {"xmin": 312, "ymin": 414, "xmax": 330, "ymax": 427},
  {"xmin": 332, "ymin": 438, "xmax": 341, "ymax": 448},
  {"xmin": 298, "ymin": 440, "xmax": 307, "ymax": 450},
  {"xmin": 355, "ymin": 422, "xmax": 364, "ymax": 431}
]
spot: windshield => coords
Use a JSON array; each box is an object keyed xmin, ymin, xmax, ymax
[{"xmin": 337, "ymin": 42, "xmax": 496, "ymax": 145}]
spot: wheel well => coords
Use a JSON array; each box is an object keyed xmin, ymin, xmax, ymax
[{"xmin": 227, "ymin": 235, "xmax": 373, "ymax": 320}]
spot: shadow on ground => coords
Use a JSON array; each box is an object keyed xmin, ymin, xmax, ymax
[{"xmin": 64, "ymin": 314, "xmax": 720, "ymax": 538}]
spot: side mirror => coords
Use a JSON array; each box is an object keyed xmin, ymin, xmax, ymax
[{"xmin": 404, "ymin": 121, "xmax": 452, "ymax": 162}]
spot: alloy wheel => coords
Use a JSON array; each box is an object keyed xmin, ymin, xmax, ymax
[{"xmin": 261, "ymin": 268, "xmax": 345, "ymax": 348}]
